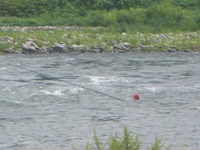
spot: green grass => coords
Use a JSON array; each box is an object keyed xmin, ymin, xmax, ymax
[
  {"xmin": 0, "ymin": 43, "xmax": 10, "ymax": 52},
  {"xmin": 0, "ymin": 17, "xmax": 40, "ymax": 26},
  {"xmin": 0, "ymin": 27, "xmax": 200, "ymax": 53}
]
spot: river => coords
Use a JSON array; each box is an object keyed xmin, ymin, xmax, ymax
[{"xmin": 0, "ymin": 52, "xmax": 200, "ymax": 150}]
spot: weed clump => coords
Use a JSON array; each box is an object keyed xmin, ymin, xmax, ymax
[{"xmin": 73, "ymin": 126, "xmax": 171, "ymax": 150}]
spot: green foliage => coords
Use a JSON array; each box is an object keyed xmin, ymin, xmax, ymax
[
  {"xmin": 0, "ymin": 43, "xmax": 10, "ymax": 52},
  {"xmin": 86, "ymin": 11, "xmax": 109, "ymax": 27},
  {"xmin": 120, "ymin": 126, "xmax": 141, "ymax": 150},
  {"xmin": 0, "ymin": 17, "xmax": 39, "ymax": 26},
  {"xmin": 77, "ymin": 126, "xmax": 171, "ymax": 150},
  {"xmin": 148, "ymin": 137, "xmax": 171, "ymax": 150},
  {"xmin": 0, "ymin": 0, "xmax": 200, "ymax": 18},
  {"xmin": 170, "ymin": 0, "xmax": 200, "ymax": 10},
  {"xmin": 145, "ymin": 2, "xmax": 197, "ymax": 32},
  {"xmin": 0, "ymin": 0, "xmax": 200, "ymax": 32}
]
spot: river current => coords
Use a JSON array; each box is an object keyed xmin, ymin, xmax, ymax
[{"xmin": 0, "ymin": 52, "xmax": 200, "ymax": 150}]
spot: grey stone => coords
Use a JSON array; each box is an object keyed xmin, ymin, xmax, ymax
[
  {"xmin": 118, "ymin": 50, "xmax": 126, "ymax": 53},
  {"xmin": 167, "ymin": 49, "xmax": 176, "ymax": 52},
  {"xmin": 52, "ymin": 42, "xmax": 68, "ymax": 53},
  {"xmin": 46, "ymin": 47, "xmax": 54, "ymax": 53},
  {"xmin": 21, "ymin": 44, "xmax": 37, "ymax": 53},
  {"xmin": 113, "ymin": 45, "xmax": 121, "ymax": 49},
  {"xmin": 4, "ymin": 48, "xmax": 15, "ymax": 54},
  {"xmin": 72, "ymin": 44, "xmax": 84, "ymax": 51},
  {"xmin": 93, "ymin": 48, "xmax": 103, "ymax": 53},
  {"xmin": 183, "ymin": 49, "xmax": 191, "ymax": 52},
  {"xmin": 124, "ymin": 42, "xmax": 130, "ymax": 48}
]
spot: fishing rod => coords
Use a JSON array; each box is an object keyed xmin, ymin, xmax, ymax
[{"xmin": 3, "ymin": 62, "xmax": 124, "ymax": 101}]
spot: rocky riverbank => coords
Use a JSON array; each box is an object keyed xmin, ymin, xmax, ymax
[{"xmin": 1, "ymin": 26, "xmax": 200, "ymax": 54}]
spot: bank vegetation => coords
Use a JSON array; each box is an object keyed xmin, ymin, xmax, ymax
[
  {"xmin": 0, "ymin": 0, "xmax": 200, "ymax": 33},
  {"xmin": 1, "ymin": 0, "xmax": 200, "ymax": 53}
]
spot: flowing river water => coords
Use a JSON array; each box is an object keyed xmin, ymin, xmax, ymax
[{"xmin": 0, "ymin": 52, "xmax": 200, "ymax": 150}]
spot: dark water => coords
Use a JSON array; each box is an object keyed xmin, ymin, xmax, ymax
[{"xmin": 0, "ymin": 52, "xmax": 200, "ymax": 150}]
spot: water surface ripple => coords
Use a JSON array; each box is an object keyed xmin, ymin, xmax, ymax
[{"xmin": 0, "ymin": 52, "xmax": 200, "ymax": 150}]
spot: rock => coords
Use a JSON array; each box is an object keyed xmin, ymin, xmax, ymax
[
  {"xmin": 113, "ymin": 43, "xmax": 129, "ymax": 51},
  {"xmin": 29, "ymin": 41, "xmax": 39, "ymax": 50},
  {"xmin": 4, "ymin": 48, "xmax": 15, "ymax": 54},
  {"xmin": 123, "ymin": 42, "xmax": 130, "ymax": 48},
  {"xmin": 170, "ymin": 46, "xmax": 177, "ymax": 49},
  {"xmin": 46, "ymin": 47, "xmax": 54, "ymax": 53},
  {"xmin": 118, "ymin": 50, "xmax": 126, "ymax": 53},
  {"xmin": 113, "ymin": 45, "xmax": 121, "ymax": 50},
  {"xmin": 72, "ymin": 44, "xmax": 84, "ymax": 51},
  {"xmin": 52, "ymin": 42, "xmax": 68, "ymax": 53},
  {"xmin": 145, "ymin": 45, "xmax": 155, "ymax": 51},
  {"xmin": 121, "ymin": 32, "xmax": 127, "ymax": 36},
  {"xmin": 42, "ymin": 41, "xmax": 49, "ymax": 45},
  {"xmin": 4, "ymin": 36, "xmax": 14, "ymax": 42},
  {"xmin": 152, "ymin": 38, "xmax": 157, "ymax": 43},
  {"xmin": 22, "ymin": 44, "xmax": 37, "ymax": 53},
  {"xmin": 99, "ymin": 47, "xmax": 104, "ymax": 52},
  {"xmin": 21, "ymin": 41, "xmax": 40, "ymax": 53},
  {"xmin": 168, "ymin": 36, "xmax": 174, "ymax": 41},
  {"xmin": 64, "ymin": 26, "xmax": 80, "ymax": 31},
  {"xmin": 160, "ymin": 34, "xmax": 167, "ymax": 39},
  {"xmin": 193, "ymin": 49, "xmax": 200, "ymax": 52},
  {"xmin": 26, "ymin": 38, "xmax": 34, "ymax": 42},
  {"xmin": 2, "ymin": 36, "xmax": 14, "ymax": 44},
  {"xmin": 183, "ymin": 49, "xmax": 191, "ymax": 52},
  {"xmin": 121, "ymin": 45, "xmax": 128, "ymax": 50},
  {"xmin": 163, "ymin": 43, "xmax": 169, "ymax": 48},
  {"xmin": 137, "ymin": 43, "xmax": 145, "ymax": 51},
  {"xmin": 93, "ymin": 48, "xmax": 103, "ymax": 53},
  {"xmin": 167, "ymin": 49, "xmax": 176, "ymax": 52}
]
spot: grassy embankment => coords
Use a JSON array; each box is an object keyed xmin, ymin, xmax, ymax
[
  {"xmin": 0, "ymin": 26, "xmax": 200, "ymax": 53},
  {"xmin": 0, "ymin": 1, "xmax": 200, "ymax": 53}
]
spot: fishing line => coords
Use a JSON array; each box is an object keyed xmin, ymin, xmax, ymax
[{"xmin": 3, "ymin": 62, "xmax": 123, "ymax": 101}]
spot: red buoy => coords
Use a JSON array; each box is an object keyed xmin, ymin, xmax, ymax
[{"xmin": 133, "ymin": 93, "xmax": 140, "ymax": 100}]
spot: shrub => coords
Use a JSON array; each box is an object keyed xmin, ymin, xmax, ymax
[
  {"xmin": 74, "ymin": 126, "xmax": 171, "ymax": 150},
  {"xmin": 146, "ymin": 2, "xmax": 197, "ymax": 31}
]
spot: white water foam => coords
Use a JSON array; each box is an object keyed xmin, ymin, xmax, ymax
[
  {"xmin": 140, "ymin": 86, "xmax": 164, "ymax": 93},
  {"xmin": 2, "ymin": 87, "xmax": 12, "ymax": 92},
  {"xmin": 0, "ymin": 100, "xmax": 22, "ymax": 104},
  {"xmin": 40, "ymin": 90, "xmax": 65, "ymax": 96},
  {"xmin": 175, "ymin": 85, "xmax": 200, "ymax": 92},
  {"xmin": 193, "ymin": 84, "xmax": 200, "ymax": 89},
  {"xmin": 68, "ymin": 87, "xmax": 84, "ymax": 94},
  {"xmin": 40, "ymin": 86, "xmax": 84, "ymax": 96},
  {"xmin": 64, "ymin": 58, "xmax": 75, "ymax": 62},
  {"xmin": 87, "ymin": 76, "xmax": 128, "ymax": 85},
  {"xmin": 139, "ymin": 83, "xmax": 200, "ymax": 93},
  {"xmin": 0, "ymin": 67, "xmax": 7, "ymax": 70}
]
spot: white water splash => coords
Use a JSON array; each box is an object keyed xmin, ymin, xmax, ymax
[
  {"xmin": 40, "ymin": 90, "xmax": 65, "ymax": 96},
  {"xmin": 0, "ymin": 67, "xmax": 7, "ymax": 70},
  {"xmin": 68, "ymin": 87, "xmax": 84, "ymax": 94},
  {"xmin": 0, "ymin": 100, "xmax": 22, "ymax": 104},
  {"xmin": 64, "ymin": 58, "xmax": 75, "ymax": 62},
  {"xmin": 140, "ymin": 86, "xmax": 164, "ymax": 92},
  {"xmin": 87, "ymin": 76, "xmax": 128, "ymax": 85}
]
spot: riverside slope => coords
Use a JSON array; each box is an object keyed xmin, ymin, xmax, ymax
[{"xmin": 1, "ymin": 26, "xmax": 200, "ymax": 54}]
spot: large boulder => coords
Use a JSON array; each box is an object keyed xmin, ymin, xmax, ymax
[
  {"xmin": 72, "ymin": 44, "xmax": 84, "ymax": 51},
  {"xmin": 21, "ymin": 41, "xmax": 39, "ymax": 53},
  {"xmin": 52, "ymin": 42, "xmax": 68, "ymax": 53},
  {"xmin": 3, "ymin": 48, "xmax": 15, "ymax": 54}
]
